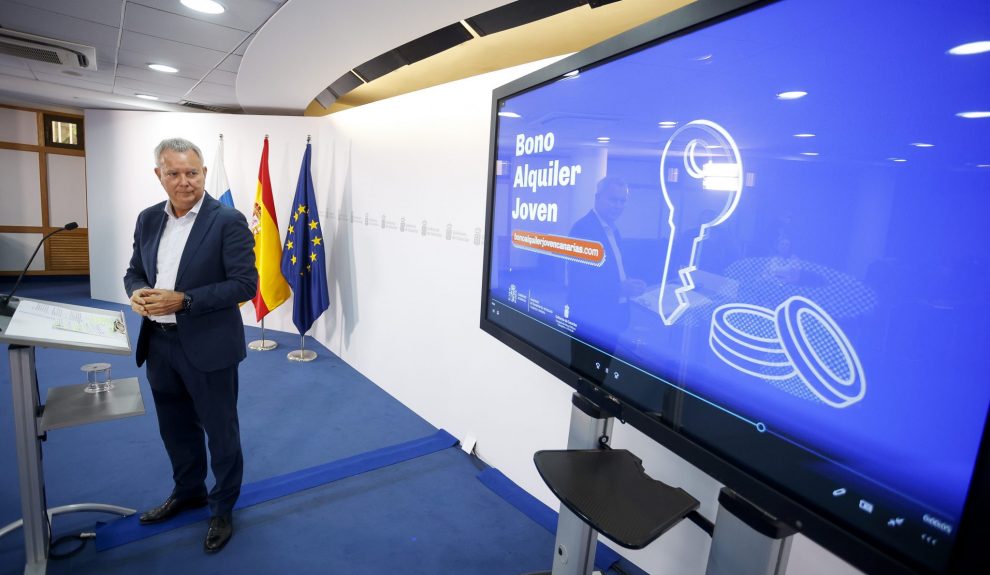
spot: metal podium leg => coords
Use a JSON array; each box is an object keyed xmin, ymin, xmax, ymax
[
  {"xmin": 0, "ymin": 503, "xmax": 136, "ymax": 539},
  {"xmin": 9, "ymin": 344, "xmax": 49, "ymax": 575},
  {"xmin": 551, "ymin": 394, "xmax": 613, "ymax": 575}
]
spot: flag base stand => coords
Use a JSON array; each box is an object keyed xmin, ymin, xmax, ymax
[
  {"xmin": 249, "ymin": 339, "xmax": 278, "ymax": 351},
  {"xmin": 287, "ymin": 335, "xmax": 316, "ymax": 362},
  {"xmin": 287, "ymin": 349, "xmax": 316, "ymax": 362},
  {"xmin": 249, "ymin": 320, "xmax": 277, "ymax": 351}
]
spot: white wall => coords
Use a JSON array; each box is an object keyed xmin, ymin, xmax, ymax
[
  {"xmin": 47, "ymin": 154, "xmax": 88, "ymax": 228},
  {"xmin": 84, "ymin": 62, "xmax": 861, "ymax": 575},
  {"xmin": 0, "ymin": 233, "xmax": 44, "ymax": 271},
  {"xmin": 0, "ymin": 149, "xmax": 42, "ymax": 226},
  {"xmin": 323, "ymin": 58, "xmax": 577, "ymax": 499},
  {"xmin": 0, "ymin": 108, "xmax": 37, "ymax": 144}
]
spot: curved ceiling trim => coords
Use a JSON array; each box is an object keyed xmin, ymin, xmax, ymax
[{"xmin": 236, "ymin": 0, "xmax": 511, "ymax": 114}]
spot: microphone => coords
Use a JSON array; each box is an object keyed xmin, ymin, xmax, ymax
[{"xmin": 0, "ymin": 222, "xmax": 79, "ymax": 317}]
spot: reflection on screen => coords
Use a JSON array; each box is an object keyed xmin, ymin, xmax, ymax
[{"xmin": 485, "ymin": 0, "xmax": 990, "ymax": 571}]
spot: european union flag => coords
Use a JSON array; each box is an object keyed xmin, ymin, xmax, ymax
[{"xmin": 281, "ymin": 142, "xmax": 330, "ymax": 334}]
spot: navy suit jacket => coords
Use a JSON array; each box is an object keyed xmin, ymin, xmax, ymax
[
  {"xmin": 567, "ymin": 210, "xmax": 629, "ymax": 342},
  {"xmin": 124, "ymin": 193, "xmax": 257, "ymax": 372}
]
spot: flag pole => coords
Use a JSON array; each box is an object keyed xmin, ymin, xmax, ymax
[
  {"xmin": 284, "ymin": 135, "xmax": 326, "ymax": 362},
  {"xmin": 288, "ymin": 332, "xmax": 317, "ymax": 361},
  {"xmin": 249, "ymin": 133, "xmax": 289, "ymax": 349},
  {"xmin": 248, "ymin": 318, "xmax": 277, "ymax": 351}
]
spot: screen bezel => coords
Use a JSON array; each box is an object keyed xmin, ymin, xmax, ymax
[{"xmin": 477, "ymin": 1, "xmax": 990, "ymax": 573}]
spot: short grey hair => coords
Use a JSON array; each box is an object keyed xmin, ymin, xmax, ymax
[
  {"xmin": 154, "ymin": 137, "xmax": 204, "ymax": 167},
  {"xmin": 596, "ymin": 176, "xmax": 628, "ymax": 196}
]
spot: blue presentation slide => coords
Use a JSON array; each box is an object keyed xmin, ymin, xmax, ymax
[{"xmin": 486, "ymin": 0, "xmax": 990, "ymax": 548}]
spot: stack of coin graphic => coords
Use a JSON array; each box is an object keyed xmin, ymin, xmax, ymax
[
  {"xmin": 709, "ymin": 296, "xmax": 866, "ymax": 408},
  {"xmin": 709, "ymin": 303, "xmax": 796, "ymax": 380}
]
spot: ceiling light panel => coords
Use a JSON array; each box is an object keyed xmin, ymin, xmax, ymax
[{"xmin": 181, "ymin": 0, "xmax": 225, "ymax": 15}]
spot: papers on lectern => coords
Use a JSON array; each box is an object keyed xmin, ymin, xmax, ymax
[{"xmin": 2, "ymin": 298, "xmax": 130, "ymax": 353}]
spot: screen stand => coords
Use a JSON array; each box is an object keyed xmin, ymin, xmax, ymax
[
  {"xmin": 549, "ymin": 393, "xmax": 614, "ymax": 575},
  {"xmin": 705, "ymin": 488, "xmax": 795, "ymax": 575},
  {"xmin": 534, "ymin": 392, "xmax": 794, "ymax": 575}
]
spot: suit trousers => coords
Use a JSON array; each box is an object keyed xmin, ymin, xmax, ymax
[{"xmin": 146, "ymin": 325, "xmax": 243, "ymax": 517}]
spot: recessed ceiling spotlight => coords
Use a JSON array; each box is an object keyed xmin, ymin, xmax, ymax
[
  {"xmin": 658, "ymin": 121, "xmax": 678, "ymax": 128},
  {"xmin": 563, "ymin": 70, "xmax": 580, "ymax": 79},
  {"xmin": 957, "ymin": 111, "xmax": 990, "ymax": 119},
  {"xmin": 135, "ymin": 94, "xmax": 159, "ymax": 100},
  {"xmin": 695, "ymin": 54, "xmax": 713, "ymax": 62},
  {"xmin": 596, "ymin": 137, "xmax": 611, "ymax": 143},
  {"xmin": 888, "ymin": 157, "xmax": 907, "ymax": 163},
  {"xmin": 776, "ymin": 91, "xmax": 808, "ymax": 100},
  {"xmin": 948, "ymin": 41, "xmax": 990, "ymax": 55},
  {"xmin": 800, "ymin": 152, "xmax": 819, "ymax": 156},
  {"xmin": 148, "ymin": 64, "xmax": 178, "ymax": 73},
  {"xmin": 910, "ymin": 142, "xmax": 935, "ymax": 148},
  {"xmin": 497, "ymin": 112, "xmax": 521, "ymax": 118},
  {"xmin": 180, "ymin": 0, "xmax": 225, "ymax": 14},
  {"xmin": 793, "ymin": 133, "xmax": 816, "ymax": 138}
]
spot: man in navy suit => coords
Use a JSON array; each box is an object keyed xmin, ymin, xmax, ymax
[
  {"xmin": 567, "ymin": 177, "xmax": 646, "ymax": 353},
  {"xmin": 124, "ymin": 137, "xmax": 256, "ymax": 553}
]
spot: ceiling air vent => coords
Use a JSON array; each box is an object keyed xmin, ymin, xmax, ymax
[
  {"xmin": 179, "ymin": 100, "xmax": 239, "ymax": 114},
  {"xmin": 0, "ymin": 28, "xmax": 97, "ymax": 70}
]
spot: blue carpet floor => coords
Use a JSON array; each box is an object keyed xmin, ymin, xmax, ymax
[{"xmin": 0, "ymin": 278, "xmax": 645, "ymax": 575}]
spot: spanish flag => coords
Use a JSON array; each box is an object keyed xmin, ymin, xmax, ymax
[{"xmin": 249, "ymin": 136, "xmax": 290, "ymax": 321}]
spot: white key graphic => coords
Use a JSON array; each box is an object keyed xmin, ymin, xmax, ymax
[{"xmin": 658, "ymin": 120, "xmax": 743, "ymax": 325}]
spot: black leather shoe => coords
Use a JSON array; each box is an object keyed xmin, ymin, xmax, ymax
[
  {"xmin": 139, "ymin": 495, "xmax": 208, "ymax": 524},
  {"xmin": 204, "ymin": 514, "xmax": 233, "ymax": 553}
]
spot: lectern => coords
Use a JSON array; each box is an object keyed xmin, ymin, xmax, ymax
[{"xmin": 0, "ymin": 297, "xmax": 143, "ymax": 575}]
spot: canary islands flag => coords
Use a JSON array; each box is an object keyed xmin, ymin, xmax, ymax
[
  {"xmin": 210, "ymin": 135, "xmax": 235, "ymax": 207},
  {"xmin": 249, "ymin": 136, "xmax": 290, "ymax": 321},
  {"xmin": 281, "ymin": 141, "xmax": 329, "ymax": 334}
]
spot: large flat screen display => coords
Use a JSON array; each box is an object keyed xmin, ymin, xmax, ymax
[{"xmin": 480, "ymin": 0, "xmax": 990, "ymax": 573}]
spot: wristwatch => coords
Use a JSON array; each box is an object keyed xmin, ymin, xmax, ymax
[{"xmin": 181, "ymin": 293, "xmax": 193, "ymax": 314}]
